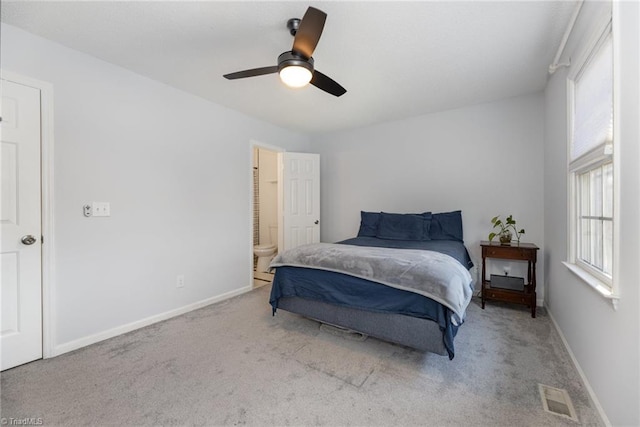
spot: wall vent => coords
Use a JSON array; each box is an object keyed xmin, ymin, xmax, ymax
[{"xmin": 538, "ymin": 384, "xmax": 579, "ymax": 422}]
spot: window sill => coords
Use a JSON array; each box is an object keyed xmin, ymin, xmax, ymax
[{"xmin": 562, "ymin": 262, "xmax": 619, "ymax": 310}]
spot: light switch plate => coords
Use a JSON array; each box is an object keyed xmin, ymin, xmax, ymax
[{"xmin": 91, "ymin": 202, "xmax": 111, "ymax": 217}]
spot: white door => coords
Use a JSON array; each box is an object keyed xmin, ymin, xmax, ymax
[
  {"xmin": 278, "ymin": 152, "xmax": 320, "ymax": 251},
  {"xmin": 1, "ymin": 79, "xmax": 43, "ymax": 370}
]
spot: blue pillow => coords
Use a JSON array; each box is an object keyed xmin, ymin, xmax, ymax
[
  {"xmin": 430, "ymin": 210, "xmax": 463, "ymax": 242},
  {"xmin": 357, "ymin": 211, "xmax": 381, "ymax": 237},
  {"xmin": 421, "ymin": 212, "xmax": 433, "ymax": 238},
  {"xmin": 376, "ymin": 212, "xmax": 427, "ymax": 241}
]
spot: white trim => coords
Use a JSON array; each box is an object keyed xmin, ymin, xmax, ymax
[
  {"xmin": 53, "ymin": 285, "xmax": 253, "ymax": 356},
  {"xmin": 546, "ymin": 305, "xmax": 612, "ymax": 427},
  {"xmin": 250, "ymin": 139, "xmax": 285, "ymax": 155},
  {"xmin": 562, "ymin": 262, "xmax": 619, "ymax": 310},
  {"xmin": 248, "ymin": 140, "xmax": 284, "ymax": 289},
  {"xmin": 610, "ymin": 0, "xmax": 622, "ymax": 308},
  {"xmin": 0, "ymin": 70, "xmax": 56, "ymax": 359},
  {"xmin": 569, "ymin": 144, "xmax": 612, "ymax": 173}
]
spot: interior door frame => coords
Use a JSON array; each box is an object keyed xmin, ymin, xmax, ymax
[
  {"xmin": 249, "ymin": 140, "xmax": 284, "ymax": 286},
  {"xmin": 2, "ymin": 69, "xmax": 55, "ymax": 359}
]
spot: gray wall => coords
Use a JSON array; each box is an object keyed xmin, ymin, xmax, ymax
[
  {"xmin": 1, "ymin": 24, "xmax": 311, "ymax": 352},
  {"xmin": 543, "ymin": 1, "xmax": 639, "ymax": 425},
  {"xmin": 311, "ymin": 93, "xmax": 545, "ymax": 294}
]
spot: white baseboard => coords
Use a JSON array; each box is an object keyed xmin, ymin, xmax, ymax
[
  {"xmin": 545, "ymin": 304, "xmax": 611, "ymax": 427},
  {"xmin": 53, "ymin": 285, "xmax": 253, "ymax": 357}
]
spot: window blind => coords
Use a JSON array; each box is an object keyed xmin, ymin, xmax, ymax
[{"xmin": 572, "ymin": 34, "xmax": 613, "ymax": 161}]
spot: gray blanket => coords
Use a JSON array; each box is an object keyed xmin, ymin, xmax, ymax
[{"xmin": 270, "ymin": 243, "xmax": 473, "ymax": 324}]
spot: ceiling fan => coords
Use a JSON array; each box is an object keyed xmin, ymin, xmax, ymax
[{"xmin": 223, "ymin": 6, "xmax": 346, "ymax": 97}]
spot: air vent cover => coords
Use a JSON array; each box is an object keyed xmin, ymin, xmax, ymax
[{"xmin": 538, "ymin": 384, "xmax": 579, "ymax": 422}]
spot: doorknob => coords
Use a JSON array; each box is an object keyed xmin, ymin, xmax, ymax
[
  {"xmin": 314, "ymin": 220, "xmax": 319, "ymax": 225},
  {"xmin": 21, "ymin": 235, "xmax": 37, "ymax": 245}
]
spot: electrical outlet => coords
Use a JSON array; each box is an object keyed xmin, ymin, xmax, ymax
[{"xmin": 176, "ymin": 275, "xmax": 185, "ymax": 288}]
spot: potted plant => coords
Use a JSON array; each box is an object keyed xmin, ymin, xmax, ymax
[{"xmin": 488, "ymin": 215, "xmax": 525, "ymax": 245}]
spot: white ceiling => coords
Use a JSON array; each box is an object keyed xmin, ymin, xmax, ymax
[{"xmin": 1, "ymin": 1, "xmax": 577, "ymax": 135}]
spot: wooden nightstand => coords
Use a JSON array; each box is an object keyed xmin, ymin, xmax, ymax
[{"xmin": 480, "ymin": 241, "xmax": 539, "ymax": 318}]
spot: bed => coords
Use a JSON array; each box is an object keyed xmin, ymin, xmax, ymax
[{"xmin": 269, "ymin": 211, "xmax": 474, "ymax": 359}]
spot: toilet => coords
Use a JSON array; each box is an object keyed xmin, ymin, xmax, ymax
[{"xmin": 254, "ymin": 224, "xmax": 278, "ymax": 273}]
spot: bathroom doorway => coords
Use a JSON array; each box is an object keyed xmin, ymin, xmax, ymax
[{"xmin": 252, "ymin": 144, "xmax": 280, "ymax": 288}]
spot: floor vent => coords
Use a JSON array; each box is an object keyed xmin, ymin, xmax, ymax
[{"xmin": 538, "ymin": 384, "xmax": 579, "ymax": 422}]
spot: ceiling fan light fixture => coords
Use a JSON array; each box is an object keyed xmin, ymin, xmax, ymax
[
  {"xmin": 279, "ymin": 65, "xmax": 313, "ymax": 88},
  {"xmin": 277, "ymin": 51, "xmax": 314, "ymax": 88}
]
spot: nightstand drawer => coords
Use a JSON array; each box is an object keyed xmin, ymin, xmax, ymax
[
  {"xmin": 483, "ymin": 245, "xmax": 536, "ymax": 261},
  {"xmin": 486, "ymin": 289, "xmax": 529, "ymax": 304}
]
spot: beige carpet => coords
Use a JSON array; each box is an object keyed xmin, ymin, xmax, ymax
[{"xmin": 1, "ymin": 285, "xmax": 602, "ymax": 426}]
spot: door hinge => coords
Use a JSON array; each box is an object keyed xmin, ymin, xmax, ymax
[{"xmin": 41, "ymin": 235, "xmax": 44, "ymax": 244}]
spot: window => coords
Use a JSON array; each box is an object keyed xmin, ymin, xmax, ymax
[
  {"xmin": 567, "ymin": 23, "xmax": 615, "ymax": 293},
  {"xmin": 576, "ymin": 161, "xmax": 613, "ymax": 278}
]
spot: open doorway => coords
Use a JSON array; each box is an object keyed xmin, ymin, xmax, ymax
[{"xmin": 252, "ymin": 145, "xmax": 279, "ymax": 288}]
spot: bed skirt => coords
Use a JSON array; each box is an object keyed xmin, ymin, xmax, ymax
[{"xmin": 277, "ymin": 296, "xmax": 448, "ymax": 356}]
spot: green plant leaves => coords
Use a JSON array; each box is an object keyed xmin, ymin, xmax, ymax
[{"xmin": 489, "ymin": 215, "xmax": 525, "ymax": 242}]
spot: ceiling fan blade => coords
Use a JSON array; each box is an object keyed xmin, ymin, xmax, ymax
[
  {"xmin": 223, "ymin": 66, "xmax": 278, "ymax": 80},
  {"xmin": 310, "ymin": 70, "xmax": 346, "ymax": 97},
  {"xmin": 292, "ymin": 7, "xmax": 326, "ymax": 59}
]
